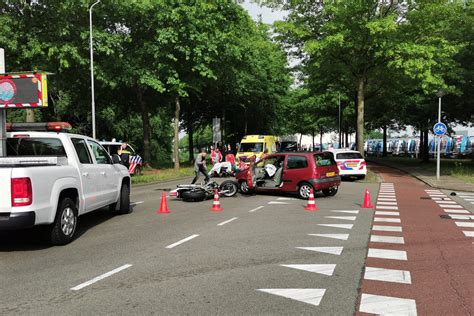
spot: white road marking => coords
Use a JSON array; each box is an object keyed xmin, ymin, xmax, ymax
[
  {"xmin": 376, "ymin": 205, "xmax": 399, "ymax": 210},
  {"xmin": 308, "ymin": 233, "xmax": 349, "ymax": 240},
  {"xmin": 368, "ymin": 248, "xmax": 407, "ymax": 260},
  {"xmin": 443, "ymin": 209, "xmax": 470, "ymax": 214},
  {"xmin": 449, "ymin": 215, "xmax": 474, "ymax": 220},
  {"xmin": 370, "ymin": 235, "xmax": 405, "ymax": 244},
  {"xmin": 165, "ymin": 234, "xmax": 200, "ymax": 249},
  {"xmin": 455, "ymin": 222, "xmax": 474, "ymax": 228},
  {"xmin": 277, "ymin": 197, "xmax": 297, "ymax": 201},
  {"xmin": 377, "ymin": 201, "xmax": 398, "ymax": 205},
  {"xmin": 364, "ymin": 267, "xmax": 412, "ymax": 284},
  {"xmin": 331, "ymin": 210, "xmax": 359, "ymax": 214},
  {"xmin": 317, "ymin": 223, "xmax": 353, "ymax": 230},
  {"xmin": 440, "ymin": 204, "xmax": 463, "ymax": 208},
  {"xmin": 378, "ymin": 194, "xmax": 396, "ymax": 197},
  {"xmin": 268, "ymin": 201, "xmax": 289, "ymax": 205},
  {"xmin": 249, "ymin": 206, "xmax": 264, "ymax": 213},
  {"xmin": 377, "ymin": 198, "xmax": 397, "ymax": 201},
  {"xmin": 456, "ymin": 192, "xmax": 474, "ymax": 196},
  {"xmin": 257, "ymin": 289, "xmax": 326, "ymax": 307},
  {"xmin": 431, "ymin": 197, "xmax": 442, "ymax": 200},
  {"xmin": 380, "ymin": 190, "xmax": 395, "ymax": 193},
  {"xmin": 374, "ymin": 217, "xmax": 401, "ymax": 223},
  {"xmin": 71, "ymin": 264, "xmax": 132, "ymax": 291},
  {"xmin": 425, "ymin": 189, "xmax": 441, "ymax": 192},
  {"xmin": 463, "ymin": 231, "xmax": 474, "ymax": 237},
  {"xmin": 359, "ymin": 294, "xmax": 417, "ymax": 315},
  {"xmin": 217, "ymin": 217, "xmax": 238, "ymax": 226},
  {"xmin": 372, "ymin": 225, "xmax": 402, "ymax": 232},
  {"xmin": 296, "ymin": 247, "xmax": 344, "ymax": 255},
  {"xmin": 130, "ymin": 201, "xmax": 144, "ymax": 206},
  {"xmin": 429, "ymin": 194, "xmax": 447, "ymax": 197},
  {"xmin": 281, "ymin": 264, "xmax": 336, "ymax": 276},
  {"xmin": 462, "ymin": 198, "xmax": 474, "ymax": 201},
  {"xmin": 324, "ymin": 216, "xmax": 357, "ymax": 221},
  {"xmin": 375, "ymin": 211, "xmax": 400, "ymax": 216},
  {"xmin": 434, "ymin": 200, "xmax": 456, "ymax": 204}
]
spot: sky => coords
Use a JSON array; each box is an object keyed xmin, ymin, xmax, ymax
[{"xmin": 240, "ymin": 1, "xmax": 287, "ymax": 24}]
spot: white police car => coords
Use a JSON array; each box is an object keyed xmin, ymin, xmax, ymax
[{"xmin": 326, "ymin": 149, "xmax": 367, "ymax": 179}]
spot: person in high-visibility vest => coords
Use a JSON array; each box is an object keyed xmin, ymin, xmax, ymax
[{"xmin": 117, "ymin": 143, "xmax": 130, "ymax": 168}]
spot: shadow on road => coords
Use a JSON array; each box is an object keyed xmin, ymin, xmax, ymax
[{"xmin": 0, "ymin": 205, "xmax": 137, "ymax": 252}]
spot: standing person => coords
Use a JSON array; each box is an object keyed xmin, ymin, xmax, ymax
[
  {"xmin": 192, "ymin": 148, "xmax": 210, "ymax": 184},
  {"xmin": 117, "ymin": 143, "xmax": 130, "ymax": 169},
  {"xmin": 211, "ymin": 147, "xmax": 222, "ymax": 165},
  {"xmin": 225, "ymin": 150, "xmax": 237, "ymax": 173}
]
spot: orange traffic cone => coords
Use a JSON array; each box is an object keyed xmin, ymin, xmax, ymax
[
  {"xmin": 362, "ymin": 187, "xmax": 374, "ymax": 209},
  {"xmin": 157, "ymin": 191, "xmax": 171, "ymax": 214},
  {"xmin": 210, "ymin": 189, "xmax": 223, "ymax": 212},
  {"xmin": 305, "ymin": 189, "xmax": 319, "ymax": 211}
]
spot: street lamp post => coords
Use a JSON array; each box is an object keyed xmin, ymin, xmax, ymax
[
  {"xmin": 89, "ymin": 0, "xmax": 100, "ymax": 139},
  {"xmin": 436, "ymin": 90, "xmax": 445, "ymax": 181},
  {"xmin": 338, "ymin": 92, "xmax": 341, "ymax": 148}
]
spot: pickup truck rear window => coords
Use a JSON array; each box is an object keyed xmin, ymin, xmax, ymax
[{"xmin": 7, "ymin": 138, "xmax": 67, "ymax": 157}]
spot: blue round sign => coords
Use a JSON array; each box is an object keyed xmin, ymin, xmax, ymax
[{"xmin": 433, "ymin": 122, "xmax": 447, "ymax": 136}]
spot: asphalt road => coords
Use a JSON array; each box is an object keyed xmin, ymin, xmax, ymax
[{"xmin": 1, "ymin": 172, "xmax": 473, "ymax": 315}]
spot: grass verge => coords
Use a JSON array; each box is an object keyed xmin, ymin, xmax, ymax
[
  {"xmin": 132, "ymin": 167, "xmax": 195, "ymax": 185},
  {"xmin": 356, "ymin": 169, "xmax": 381, "ymax": 183}
]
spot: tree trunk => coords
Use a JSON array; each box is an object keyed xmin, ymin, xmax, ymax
[
  {"xmin": 419, "ymin": 129, "xmax": 424, "ymax": 160},
  {"xmin": 243, "ymin": 108, "xmax": 248, "ymax": 136},
  {"xmin": 138, "ymin": 88, "xmax": 151, "ymax": 167},
  {"xmin": 188, "ymin": 122, "xmax": 194, "ymax": 163},
  {"xmin": 356, "ymin": 78, "xmax": 365, "ymax": 156},
  {"xmin": 382, "ymin": 125, "xmax": 387, "ymax": 157},
  {"xmin": 26, "ymin": 109, "xmax": 35, "ymax": 122},
  {"xmin": 422, "ymin": 128, "xmax": 429, "ymax": 163},
  {"xmin": 345, "ymin": 131, "xmax": 349, "ymax": 148},
  {"xmin": 312, "ymin": 129, "xmax": 315, "ymax": 151},
  {"xmin": 174, "ymin": 97, "xmax": 181, "ymax": 169},
  {"xmin": 319, "ymin": 128, "xmax": 323, "ymax": 151},
  {"xmin": 299, "ymin": 133, "xmax": 303, "ymax": 150}
]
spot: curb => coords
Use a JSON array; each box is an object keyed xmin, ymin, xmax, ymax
[{"xmin": 367, "ymin": 159, "xmax": 474, "ymax": 193}]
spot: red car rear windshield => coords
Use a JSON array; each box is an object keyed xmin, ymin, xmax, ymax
[{"xmin": 314, "ymin": 153, "xmax": 336, "ymax": 166}]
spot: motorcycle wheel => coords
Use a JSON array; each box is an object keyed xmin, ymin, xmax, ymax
[
  {"xmin": 181, "ymin": 190, "xmax": 207, "ymax": 202},
  {"xmin": 219, "ymin": 180, "xmax": 239, "ymax": 197}
]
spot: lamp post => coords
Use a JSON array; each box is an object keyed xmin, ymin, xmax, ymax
[
  {"xmin": 338, "ymin": 92, "xmax": 341, "ymax": 148},
  {"xmin": 89, "ymin": 0, "xmax": 100, "ymax": 139},
  {"xmin": 436, "ymin": 90, "xmax": 445, "ymax": 181}
]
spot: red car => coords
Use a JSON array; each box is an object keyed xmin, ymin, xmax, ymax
[{"xmin": 236, "ymin": 152, "xmax": 341, "ymax": 199}]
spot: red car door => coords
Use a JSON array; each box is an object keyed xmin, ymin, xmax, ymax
[{"xmin": 282, "ymin": 154, "xmax": 310, "ymax": 192}]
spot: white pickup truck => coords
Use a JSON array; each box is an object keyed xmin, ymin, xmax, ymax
[{"xmin": 0, "ymin": 122, "xmax": 131, "ymax": 245}]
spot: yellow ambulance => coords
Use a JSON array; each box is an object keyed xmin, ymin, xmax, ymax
[{"xmin": 236, "ymin": 135, "xmax": 280, "ymax": 164}]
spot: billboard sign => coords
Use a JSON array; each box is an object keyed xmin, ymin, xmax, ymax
[
  {"xmin": 0, "ymin": 73, "xmax": 48, "ymax": 108},
  {"xmin": 212, "ymin": 117, "xmax": 221, "ymax": 143}
]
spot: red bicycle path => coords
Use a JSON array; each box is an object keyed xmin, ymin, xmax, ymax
[{"xmin": 357, "ymin": 165, "xmax": 473, "ymax": 315}]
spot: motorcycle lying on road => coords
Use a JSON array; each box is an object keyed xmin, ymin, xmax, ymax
[{"xmin": 169, "ymin": 180, "xmax": 239, "ymax": 202}]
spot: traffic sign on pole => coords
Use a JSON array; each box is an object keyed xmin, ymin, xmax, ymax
[{"xmin": 433, "ymin": 122, "xmax": 447, "ymax": 136}]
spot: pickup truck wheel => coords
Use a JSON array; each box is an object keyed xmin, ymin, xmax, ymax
[
  {"xmin": 117, "ymin": 183, "xmax": 132, "ymax": 215},
  {"xmin": 50, "ymin": 197, "xmax": 78, "ymax": 245}
]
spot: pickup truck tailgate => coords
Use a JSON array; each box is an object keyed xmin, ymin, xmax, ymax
[{"xmin": 0, "ymin": 168, "xmax": 12, "ymax": 211}]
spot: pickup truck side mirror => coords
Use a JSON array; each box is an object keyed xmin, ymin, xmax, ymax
[{"xmin": 112, "ymin": 154, "xmax": 121, "ymax": 164}]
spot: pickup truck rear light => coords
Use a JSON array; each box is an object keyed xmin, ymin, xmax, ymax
[{"xmin": 11, "ymin": 178, "xmax": 33, "ymax": 207}]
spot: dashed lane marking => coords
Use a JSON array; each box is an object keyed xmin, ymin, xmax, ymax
[
  {"xmin": 268, "ymin": 201, "xmax": 289, "ymax": 205},
  {"xmin": 308, "ymin": 233, "xmax": 349, "ymax": 240},
  {"xmin": 374, "ymin": 217, "xmax": 401, "ymax": 223},
  {"xmin": 165, "ymin": 234, "xmax": 200, "ymax": 249},
  {"xmin": 455, "ymin": 222, "xmax": 474, "ymax": 228},
  {"xmin": 439, "ymin": 204, "xmax": 463, "ymax": 209},
  {"xmin": 359, "ymin": 294, "xmax": 417, "ymax": 315},
  {"xmin": 277, "ymin": 197, "xmax": 297, "ymax": 201},
  {"xmin": 443, "ymin": 209, "xmax": 470, "ymax": 214},
  {"xmin": 368, "ymin": 248, "xmax": 408, "ymax": 261},
  {"xmin": 296, "ymin": 247, "xmax": 344, "ymax": 255},
  {"xmin": 217, "ymin": 217, "xmax": 238, "ymax": 226},
  {"xmin": 376, "ymin": 205, "xmax": 399, "ymax": 210},
  {"xmin": 257, "ymin": 289, "xmax": 326, "ymax": 307},
  {"xmin": 324, "ymin": 216, "xmax": 357, "ymax": 221},
  {"xmin": 130, "ymin": 201, "xmax": 144, "ymax": 206},
  {"xmin": 364, "ymin": 267, "xmax": 412, "ymax": 284},
  {"xmin": 463, "ymin": 231, "xmax": 474, "ymax": 237},
  {"xmin": 330, "ymin": 210, "xmax": 359, "ymax": 214},
  {"xmin": 375, "ymin": 211, "xmax": 400, "ymax": 216},
  {"xmin": 317, "ymin": 223, "xmax": 353, "ymax": 230},
  {"xmin": 71, "ymin": 264, "xmax": 132, "ymax": 291},
  {"xmin": 372, "ymin": 225, "xmax": 402, "ymax": 232},
  {"xmin": 280, "ymin": 264, "xmax": 336, "ymax": 276},
  {"xmin": 370, "ymin": 235, "xmax": 405, "ymax": 244},
  {"xmin": 249, "ymin": 206, "xmax": 264, "ymax": 213}
]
